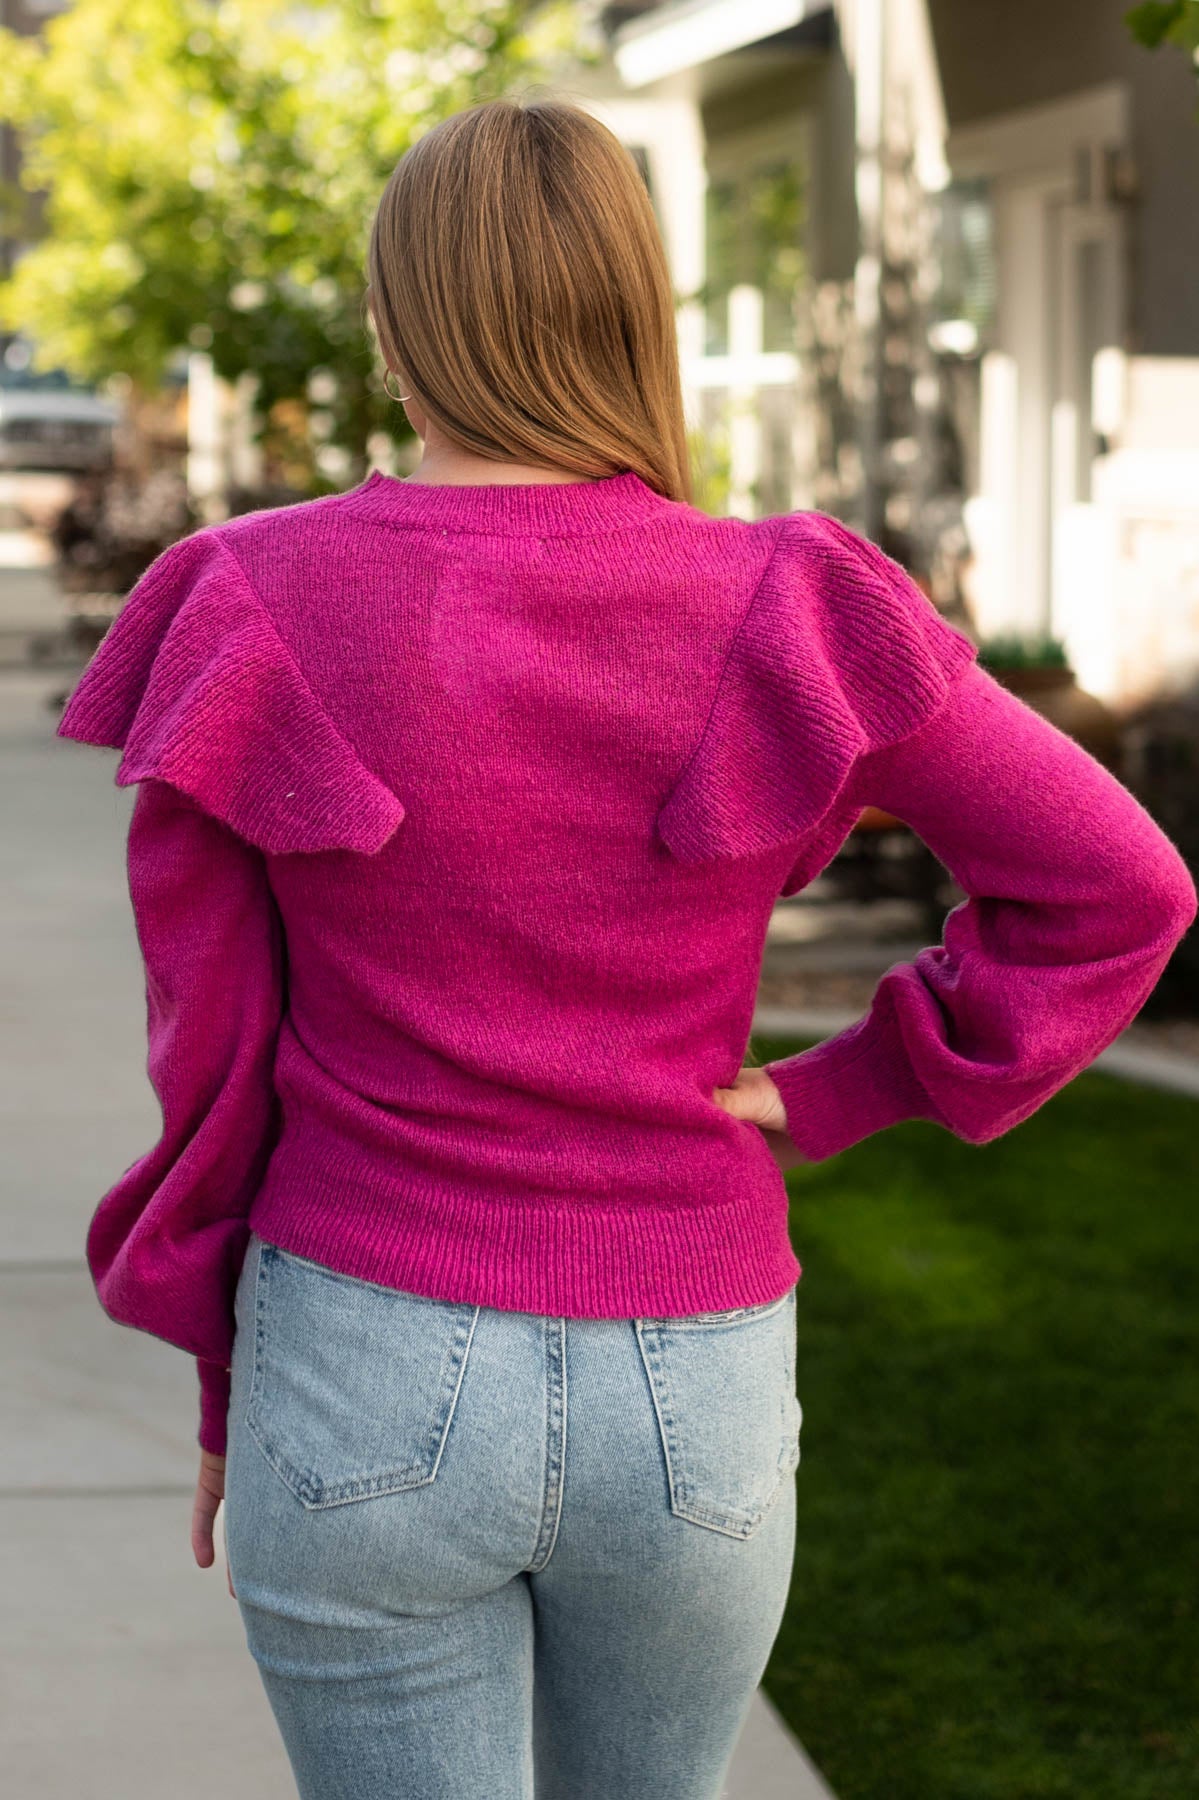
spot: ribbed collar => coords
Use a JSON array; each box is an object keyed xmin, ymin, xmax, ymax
[{"xmin": 337, "ymin": 466, "xmax": 676, "ymax": 535}]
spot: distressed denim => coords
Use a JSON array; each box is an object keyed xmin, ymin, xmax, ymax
[{"xmin": 223, "ymin": 1230, "xmax": 802, "ymax": 1800}]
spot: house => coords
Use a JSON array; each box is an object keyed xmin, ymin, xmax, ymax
[{"xmin": 569, "ymin": 0, "xmax": 1199, "ymax": 707}]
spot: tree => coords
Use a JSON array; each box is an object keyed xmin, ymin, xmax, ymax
[
  {"xmin": 1126, "ymin": 2, "xmax": 1199, "ymax": 114},
  {"xmin": 0, "ymin": 0, "xmax": 598, "ymax": 489}
]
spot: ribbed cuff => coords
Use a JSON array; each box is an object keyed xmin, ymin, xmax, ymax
[
  {"xmin": 197, "ymin": 1357, "xmax": 232, "ymax": 1458},
  {"xmin": 762, "ymin": 1005, "xmax": 937, "ymax": 1162}
]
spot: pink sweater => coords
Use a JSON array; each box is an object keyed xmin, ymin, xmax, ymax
[{"xmin": 56, "ymin": 469, "xmax": 1197, "ymax": 1456}]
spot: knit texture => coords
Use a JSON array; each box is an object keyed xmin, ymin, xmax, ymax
[{"xmin": 55, "ymin": 468, "xmax": 1197, "ymax": 1455}]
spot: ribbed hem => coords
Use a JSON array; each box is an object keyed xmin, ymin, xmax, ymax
[
  {"xmin": 763, "ymin": 1005, "xmax": 938, "ymax": 1162},
  {"xmin": 249, "ymin": 1130, "xmax": 801, "ymax": 1319},
  {"xmin": 197, "ymin": 1357, "xmax": 232, "ymax": 1457},
  {"xmin": 335, "ymin": 467, "xmax": 677, "ymax": 537}
]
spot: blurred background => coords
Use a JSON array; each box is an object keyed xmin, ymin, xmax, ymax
[{"xmin": 0, "ymin": 3, "xmax": 1196, "ymax": 1798}]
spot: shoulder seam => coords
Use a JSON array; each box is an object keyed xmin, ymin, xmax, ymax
[
  {"xmin": 778, "ymin": 509, "xmax": 898, "ymax": 587},
  {"xmin": 203, "ymin": 529, "xmax": 277, "ymax": 624},
  {"xmin": 662, "ymin": 514, "xmax": 789, "ymax": 798},
  {"xmin": 203, "ymin": 530, "xmax": 382, "ymax": 776}
]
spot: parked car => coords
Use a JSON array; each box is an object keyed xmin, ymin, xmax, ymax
[{"xmin": 0, "ymin": 363, "xmax": 120, "ymax": 473}]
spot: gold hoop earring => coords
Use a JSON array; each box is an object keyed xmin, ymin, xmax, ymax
[{"xmin": 383, "ymin": 369, "xmax": 412, "ymax": 403}]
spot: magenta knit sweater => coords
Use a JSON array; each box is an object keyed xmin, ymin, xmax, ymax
[{"xmin": 55, "ymin": 469, "xmax": 1197, "ymax": 1456}]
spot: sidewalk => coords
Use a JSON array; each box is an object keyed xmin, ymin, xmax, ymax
[
  {"xmin": 755, "ymin": 986, "xmax": 1199, "ymax": 1101},
  {"xmin": 0, "ymin": 658, "xmax": 834, "ymax": 1799},
  {"xmin": 756, "ymin": 884, "xmax": 1199, "ymax": 1099}
]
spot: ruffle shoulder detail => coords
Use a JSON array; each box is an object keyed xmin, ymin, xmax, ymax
[
  {"xmin": 56, "ymin": 529, "xmax": 406, "ymax": 856},
  {"xmin": 654, "ymin": 509, "xmax": 978, "ymax": 871}
]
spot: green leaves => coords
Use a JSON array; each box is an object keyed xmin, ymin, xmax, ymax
[
  {"xmin": 976, "ymin": 633, "xmax": 1070, "ymax": 671},
  {"xmin": 1125, "ymin": 1, "xmax": 1199, "ymax": 55},
  {"xmin": 0, "ymin": 0, "xmax": 582, "ymax": 488}
]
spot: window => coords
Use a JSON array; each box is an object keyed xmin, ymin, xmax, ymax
[
  {"xmin": 932, "ymin": 178, "xmax": 997, "ymax": 351},
  {"xmin": 702, "ymin": 154, "xmax": 807, "ymax": 355}
]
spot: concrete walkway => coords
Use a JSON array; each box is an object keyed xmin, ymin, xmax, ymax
[
  {"xmin": 1, "ymin": 658, "xmax": 835, "ymax": 1799},
  {"xmin": 752, "ymin": 1006, "xmax": 1199, "ymax": 1099}
]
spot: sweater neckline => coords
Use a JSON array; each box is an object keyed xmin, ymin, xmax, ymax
[{"xmin": 338, "ymin": 466, "xmax": 675, "ymax": 535}]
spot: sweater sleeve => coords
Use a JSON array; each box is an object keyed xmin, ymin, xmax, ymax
[
  {"xmin": 89, "ymin": 778, "xmax": 286, "ymax": 1457},
  {"xmin": 55, "ymin": 525, "xmax": 407, "ymax": 1456},
  {"xmin": 762, "ymin": 659, "xmax": 1197, "ymax": 1160}
]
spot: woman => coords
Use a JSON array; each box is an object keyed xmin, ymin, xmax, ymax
[{"xmin": 57, "ymin": 95, "xmax": 1195, "ymax": 1800}]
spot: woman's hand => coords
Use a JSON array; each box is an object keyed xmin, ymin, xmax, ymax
[
  {"xmin": 192, "ymin": 1449, "xmax": 236, "ymax": 1597},
  {"xmin": 712, "ymin": 1065, "xmax": 810, "ymax": 1170},
  {"xmin": 712, "ymin": 1064, "xmax": 788, "ymax": 1132}
]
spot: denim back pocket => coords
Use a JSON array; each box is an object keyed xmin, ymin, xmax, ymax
[
  {"xmin": 245, "ymin": 1242, "xmax": 481, "ymax": 1511},
  {"xmin": 635, "ymin": 1288, "xmax": 802, "ymax": 1540}
]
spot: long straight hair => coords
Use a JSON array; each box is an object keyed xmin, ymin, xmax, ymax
[{"xmin": 366, "ymin": 93, "xmax": 693, "ymax": 505}]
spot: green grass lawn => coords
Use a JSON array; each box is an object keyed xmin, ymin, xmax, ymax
[{"xmin": 750, "ymin": 1036, "xmax": 1198, "ymax": 1800}]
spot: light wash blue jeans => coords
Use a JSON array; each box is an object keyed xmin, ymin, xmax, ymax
[{"xmin": 224, "ymin": 1230, "xmax": 802, "ymax": 1800}]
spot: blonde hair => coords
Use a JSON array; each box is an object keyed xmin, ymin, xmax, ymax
[{"xmin": 366, "ymin": 93, "xmax": 692, "ymax": 505}]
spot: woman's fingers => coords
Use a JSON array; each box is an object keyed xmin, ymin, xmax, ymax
[
  {"xmin": 192, "ymin": 1450, "xmax": 236, "ymax": 1595},
  {"xmin": 191, "ymin": 1450, "xmax": 226, "ymax": 1573},
  {"xmin": 711, "ymin": 1065, "xmax": 789, "ymax": 1135}
]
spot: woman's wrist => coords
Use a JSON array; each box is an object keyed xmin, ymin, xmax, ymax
[{"xmin": 197, "ymin": 1357, "xmax": 233, "ymax": 1457}]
